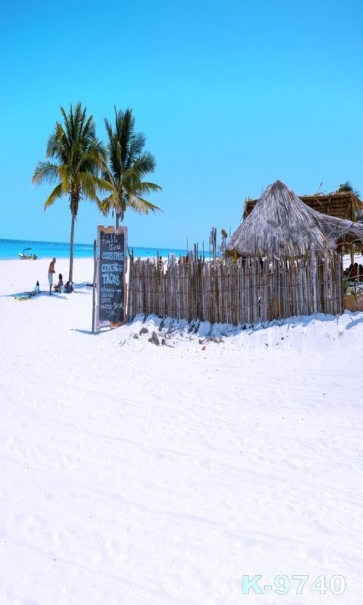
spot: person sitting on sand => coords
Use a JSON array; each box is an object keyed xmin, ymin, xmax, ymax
[
  {"xmin": 27, "ymin": 280, "xmax": 40, "ymax": 297},
  {"xmin": 54, "ymin": 273, "xmax": 64, "ymax": 293},
  {"xmin": 64, "ymin": 280, "xmax": 74, "ymax": 293}
]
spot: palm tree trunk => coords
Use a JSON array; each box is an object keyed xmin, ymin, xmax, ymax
[
  {"xmin": 69, "ymin": 212, "xmax": 75, "ymax": 282},
  {"xmin": 116, "ymin": 212, "xmax": 120, "ymax": 230}
]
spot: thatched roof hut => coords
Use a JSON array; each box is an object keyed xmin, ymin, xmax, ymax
[
  {"xmin": 227, "ymin": 180, "xmax": 363, "ymax": 258},
  {"xmin": 243, "ymin": 188, "xmax": 363, "ymax": 221}
]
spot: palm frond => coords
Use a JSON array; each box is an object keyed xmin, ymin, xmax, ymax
[
  {"xmin": 126, "ymin": 194, "xmax": 162, "ymax": 214},
  {"xmin": 32, "ymin": 162, "xmax": 60, "ymax": 185},
  {"xmin": 44, "ymin": 183, "xmax": 64, "ymax": 209}
]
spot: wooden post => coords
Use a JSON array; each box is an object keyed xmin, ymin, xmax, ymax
[
  {"xmin": 126, "ymin": 249, "xmax": 134, "ymax": 322},
  {"xmin": 310, "ymin": 244, "xmax": 317, "ymax": 314},
  {"xmin": 350, "ymin": 243, "xmax": 355, "ymax": 266},
  {"xmin": 92, "ymin": 239, "xmax": 97, "ymax": 334}
]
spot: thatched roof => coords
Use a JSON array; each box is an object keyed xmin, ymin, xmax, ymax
[
  {"xmin": 227, "ymin": 180, "xmax": 363, "ymax": 258},
  {"xmin": 243, "ymin": 189, "xmax": 363, "ymax": 221}
]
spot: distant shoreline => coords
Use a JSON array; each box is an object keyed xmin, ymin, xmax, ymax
[{"xmin": 0, "ymin": 238, "xmax": 214, "ymax": 261}]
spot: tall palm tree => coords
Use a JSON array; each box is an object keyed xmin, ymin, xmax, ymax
[
  {"xmin": 32, "ymin": 102, "xmax": 113, "ymax": 281},
  {"xmin": 100, "ymin": 108, "xmax": 162, "ymax": 229}
]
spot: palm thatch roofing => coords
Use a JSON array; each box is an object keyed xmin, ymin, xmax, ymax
[
  {"xmin": 227, "ymin": 180, "xmax": 363, "ymax": 258},
  {"xmin": 243, "ymin": 189, "xmax": 363, "ymax": 221}
]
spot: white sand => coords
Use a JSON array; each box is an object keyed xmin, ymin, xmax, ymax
[{"xmin": 0, "ymin": 257, "xmax": 362, "ymax": 604}]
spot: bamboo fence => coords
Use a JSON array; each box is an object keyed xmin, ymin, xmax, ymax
[{"xmin": 127, "ymin": 252, "xmax": 343, "ymax": 325}]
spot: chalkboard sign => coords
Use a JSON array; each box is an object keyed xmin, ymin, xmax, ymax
[{"xmin": 95, "ymin": 226, "xmax": 127, "ymax": 329}]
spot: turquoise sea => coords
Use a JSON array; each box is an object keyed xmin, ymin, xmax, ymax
[{"xmin": 0, "ymin": 238, "xmax": 212, "ymax": 261}]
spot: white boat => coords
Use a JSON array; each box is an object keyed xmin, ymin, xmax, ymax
[{"xmin": 18, "ymin": 247, "xmax": 38, "ymax": 260}]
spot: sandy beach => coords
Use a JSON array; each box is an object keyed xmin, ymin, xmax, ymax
[{"xmin": 1, "ymin": 257, "xmax": 362, "ymax": 604}]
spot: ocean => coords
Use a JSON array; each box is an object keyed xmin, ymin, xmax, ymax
[{"xmin": 0, "ymin": 238, "xmax": 213, "ymax": 261}]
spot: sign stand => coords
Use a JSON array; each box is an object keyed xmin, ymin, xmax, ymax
[
  {"xmin": 92, "ymin": 239, "xmax": 97, "ymax": 333},
  {"xmin": 92, "ymin": 226, "xmax": 128, "ymax": 333}
]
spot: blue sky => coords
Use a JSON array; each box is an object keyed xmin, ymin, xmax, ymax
[{"xmin": 1, "ymin": 0, "xmax": 363, "ymax": 249}]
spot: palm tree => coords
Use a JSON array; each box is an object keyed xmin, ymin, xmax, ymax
[
  {"xmin": 100, "ymin": 107, "xmax": 162, "ymax": 229},
  {"xmin": 32, "ymin": 102, "xmax": 113, "ymax": 281},
  {"xmin": 338, "ymin": 181, "xmax": 360, "ymax": 197},
  {"xmin": 338, "ymin": 182, "xmax": 362, "ymax": 222}
]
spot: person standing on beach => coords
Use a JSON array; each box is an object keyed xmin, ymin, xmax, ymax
[{"xmin": 48, "ymin": 258, "xmax": 56, "ymax": 295}]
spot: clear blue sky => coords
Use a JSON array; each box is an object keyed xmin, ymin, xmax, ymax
[{"xmin": 1, "ymin": 0, "xmax": 363, "ymax": 249}]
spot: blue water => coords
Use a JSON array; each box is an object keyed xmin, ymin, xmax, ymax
[{"xmin": 0, "ymin": 238, "xmax": 213, "ymax": 260}]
